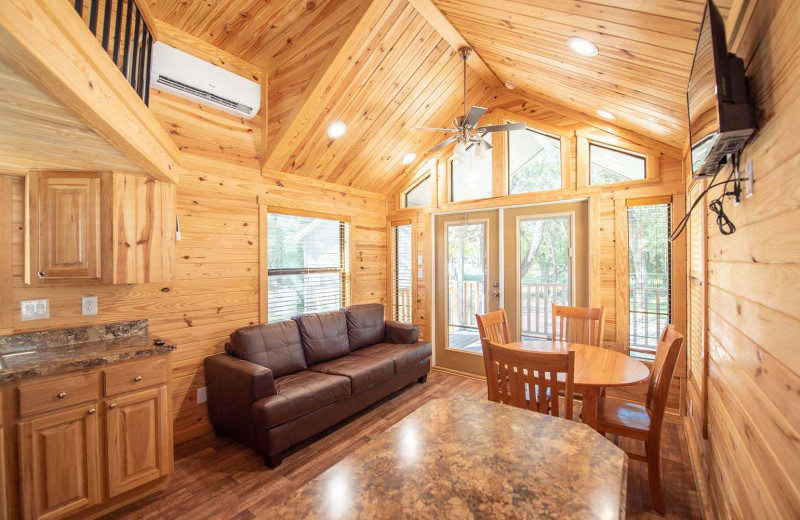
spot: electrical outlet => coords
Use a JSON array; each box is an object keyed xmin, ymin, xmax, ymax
[
  {"xmin": 21, "ymin": 299, "xmax": 49, "ymax": 321},
  {"xmin": 82, "ymin": 296, "xmax": 98, "ymax": 316},
  {"xmin": 197, "ymin": 386, "xmax": 208, "ymax": 404}
]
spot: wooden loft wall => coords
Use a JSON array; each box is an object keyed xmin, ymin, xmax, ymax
[
  {"xmin": 684, "ymin": 0, "xmax": 800, "ymax": 517},
  {"xmin": 388, "ymin": 92, "xmax": 686, "ymax": 414},
  {"xmin": 2, "ymin": 34, "xmax": 388, "ymax": 444}
]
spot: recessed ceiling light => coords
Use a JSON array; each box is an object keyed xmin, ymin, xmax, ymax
[
  {"xmin": 402, "ymin": 152, "xmax": 417, "ymax": 165},
  {"xmin": 597, "ymin": 109, "xmax": 616, "ymax": 120},
  {"xmin": 567, "ymin": 37, "xmax": 599, "ymax": 57},
  {"xmin": 327, "ymin": 121, "xmax": 347, "ymax": 139},
  {"xmin": 504, "ymin": 80, "xmax": 516, "ymax": 90}
]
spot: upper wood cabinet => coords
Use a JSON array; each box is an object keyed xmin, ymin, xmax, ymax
[
  {"xmin": 27, "ymin": 171, "xmax": 175, "ymax": 285},
  {"xmin": 18, "ymin": 404, "xmax": 102, "ymax": 520},
  {"xmin": 31, "ymin": 173, "xmax": 101, "ymax": 280}
]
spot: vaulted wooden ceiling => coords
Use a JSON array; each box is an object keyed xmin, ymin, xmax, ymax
[{"xmin": 148, "ymin": 0, "xmax": 725, "ymax": 193}]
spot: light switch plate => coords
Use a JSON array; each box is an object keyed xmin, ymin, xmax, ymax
[
  {"xmin": 82, "ymin": 296, "xmax": 98, "ymax": 316},
  {"xmin": 21, "ymin": 299, "xmax": 49, "ymax": 321},
  {"xmin": 197, "ymin": 386, "xmax": 208, "ymax": 404}
]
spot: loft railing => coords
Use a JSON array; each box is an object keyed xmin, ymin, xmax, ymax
[{"xmin": 72, "ymin": 0, "xmax": 153, "ymax": 105}]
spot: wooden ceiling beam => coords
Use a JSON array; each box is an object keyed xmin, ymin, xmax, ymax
[
  {"xmin": 406, "ymin": 0, "xmax": 503, "ymax": 89},
  {"xmin": 261, "ymin": 0, "xmax": 391, "ymax": 171}
]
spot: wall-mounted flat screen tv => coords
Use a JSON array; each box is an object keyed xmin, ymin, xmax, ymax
[{"xmin": 687, "ymin": 0, "xmax": 754, "ymax": 178}]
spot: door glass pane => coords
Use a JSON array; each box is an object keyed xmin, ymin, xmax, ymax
[
  {"xmin": 508, "ymin": 128, "xmax": 562, "ymax": 194},
  {"xmin": 404, "ymin": 176, "xmax": 431, "ymax": 207},
  {"xmin": 393, "ymin": 224, "xmax": 413, "ymax": 322},
  {"xmin": 447, "ymin": 222, "xmax": 486, "ymax": 353},
  {"xmin": 450, "ymin": 134, "xmax": 493, "ymax": 202},
  {"xmin": 518, "ymin": 216, "xmax": 571, "ymax": 339},
  {"xmin": 628, "ymin": 203, "xmax": 671, "ymax": 359}
]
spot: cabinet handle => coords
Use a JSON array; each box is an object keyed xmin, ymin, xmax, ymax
[
  {"xmin": 38, "ymin": 271, "xmax": 47, "ymax": 278},
  {"xmin": 109, "ymin": 403, "xmax": 117, "ymax": 409},
  {"xmin": 134, "ymin": 376, "xmax": 142, "ymax": 382},
  {"xmin": 57, "ymin": 392, "xmax": 67, "ymax": 399},
  {"xmin": 87, "ymin": 408, "xmax": 96, "ymax": 415}
]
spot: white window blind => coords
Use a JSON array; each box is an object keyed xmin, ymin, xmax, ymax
[
  {"xmin": 590, "ymin": 144, "xmax": 646, "ymax": 185},
  {"xmin": 508, "ymin": 127, "xmax": 562, "ymax": 194},
  {"xmin": 687, "ymin": 183, "xmax": 705, "ymax": 395},
  {"xmin": 267, "ymin": 213, "xmax": 350, "ymax": 322},
  {"xmin": 627, "ymin": 202, "xmax": 671, "ymax": 360},
  {"xmin": 393, "ymin": 224, "xmax": 413, "ymax": 322}
]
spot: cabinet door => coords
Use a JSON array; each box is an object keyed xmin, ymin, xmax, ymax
[
  {"xmin": 37, "ymin": 173, "xmax": 101, "ymax": 279},
  {"xmin": 105, "ymin": 386, "xmax": 170, "ymax": 497},
  {"xmin": 18, "ymin": 405, "xmax": 101, "ymax": 520}
]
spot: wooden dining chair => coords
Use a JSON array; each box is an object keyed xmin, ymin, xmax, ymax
[
  {"xmin": 552, "ymin": 305, "xmax": 606, "ymax": 347},
  {"xmin": 485, "ymin": 341, "xmax": 575, "ymax": 420},
  {"xmin": 594, "ymin": 324, "xmax": 684, "ymax": 514},
  {"xmin": 476, "ymin": 310, "xmax": 512, "ymax": 394}
]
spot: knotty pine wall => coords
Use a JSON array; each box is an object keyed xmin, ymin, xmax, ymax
[
  {"xmin": 684, "ymin": 0, "xmax": 800, "ymax": 517},
  {"xmin": 5, "ymin": 88, "xmax": 388, "ymax": 444},
  {"xmin": 389, "ymin": 96, "xmax": 687, "ymax": 413}
]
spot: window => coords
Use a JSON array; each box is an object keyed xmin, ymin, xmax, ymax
[
  {"xmin": 267, "ymin": 212, "xmax": 350, "ymax": 322},
  {"xmin": 627, "ymin": 202, "xmax": 671, "ymax": 359},
  {"xmin": 508, "ymin": 128, "xmax": 562, "ymax": 194},
  {"xmin": 404, "ymin": 175, "xmax": 432, "ymax": 208},
  {"xmin": 450, "ymin": 134, "xmax": 493, "ymax": 202},
  {"xmin": 392, "ymin": 224, "xmax": 413, "ymax": 322},
  {"xmin": 590, "ymin": 144, "xmax": 646, "ymax": 185}
]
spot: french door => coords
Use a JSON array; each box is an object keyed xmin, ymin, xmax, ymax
[{"xmin": 434, "ymin": 202, "xmax": 588, "ymax": 376}]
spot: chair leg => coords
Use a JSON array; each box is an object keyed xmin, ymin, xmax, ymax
[{"xmin": 646, "ymin": 442, "xmax": 665, "ymax": 514}]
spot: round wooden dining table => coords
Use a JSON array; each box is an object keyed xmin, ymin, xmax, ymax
[{"xmin": 511, "ymin": 339, "xmax": 651, "ymax": 430}]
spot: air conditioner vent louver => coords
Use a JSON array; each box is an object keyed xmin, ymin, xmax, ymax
[{"xmin": 155, "ymin": 76, "xmax": 254, "ymax": 115}]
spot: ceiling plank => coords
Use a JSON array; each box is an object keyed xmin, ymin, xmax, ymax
[
  {"xmin": 261, "ymin": 0, "xmax": 391, "ymax": 170},
  {"xmin": 406, "ymin": 0, "xmax": 503, "ymax": 88}
]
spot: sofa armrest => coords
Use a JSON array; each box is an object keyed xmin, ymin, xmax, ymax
[
  {"xmin": 204, "ymin": 353, "xmax": 276, "ymax": 443},
  {"xmin": 384, "ymin": 321, "xmax": 419, "ymax": 344}
]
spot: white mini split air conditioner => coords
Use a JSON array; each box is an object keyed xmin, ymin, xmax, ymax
[{"xmin": 150, "ymin": 41, "xmax": 260, "ymax": 119}]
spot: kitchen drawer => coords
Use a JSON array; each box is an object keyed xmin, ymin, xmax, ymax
[
  {"xmin": 18, "ymin": 371, "xmax": 99, "ymax": 417},
  {"xmin": 104, "ymin": 358, "xmax": 167, "ymax": 396}
]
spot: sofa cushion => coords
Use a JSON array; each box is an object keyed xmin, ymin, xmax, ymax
[
  {"xmin": 252, "ymin": 371, "xmax": 351, "ymax": 429},
  {"xmin": 294, "ymin": 311, "xmax": 350, "ymax": 364},
  {"xmin": 351, "ymin": 342, "xmax": 431, "ymax": 374},
  {"xmin": 344, "ymin": 303, "xmax": 386, "ymax": 350},
  {"xmin": 309, "ymin": 355, "xmax": 394, "ymax": 394},
  {"xmin": 228, "ymin": 321, "xmax": 307, "ymax": 378}
]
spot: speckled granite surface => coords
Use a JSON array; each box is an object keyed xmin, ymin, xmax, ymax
[
  {"xmin": 0, "ymin": 320, "xmax": 174, "ymax": 383},
  {"xmin": 271, "ymin": 398, "xmax": 628, "ymax": 519}
]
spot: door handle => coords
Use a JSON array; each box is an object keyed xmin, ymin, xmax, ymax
[
  {"xmin": 492, "ymin": 282, "xmax": 499, "ymax": 288},
  {"xmin": 492, "ymin": 291, "xmax": 500, "ymax": 298}
]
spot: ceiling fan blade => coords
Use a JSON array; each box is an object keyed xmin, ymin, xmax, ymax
[
  {"xmin": 477, "ymin": 122, "xmax": 526, "ymax": 133},
  {"xmin": 426, "ymin": 136, "xmax": 457, "ymax": 154},
  {"xmin": 464, "ymin": 106, "xmax": 487, "ymax": 129},
  {"xmin": 413, "ymin": 126, "xmax": 457, "ymax": 132}
]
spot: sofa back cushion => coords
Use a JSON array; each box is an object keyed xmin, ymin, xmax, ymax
[
  {"xmin": 344, "ymin": 303, "xmax": 386, "ymax": 350},
  {"xmin": 294, "ymin": 311, "xmax": 350, "ymax": 364},
  {"xmin": 228, "ymin": 320, "xmax": 307, "ymax": 378}
]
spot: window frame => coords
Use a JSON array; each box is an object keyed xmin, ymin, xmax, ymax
[
  {"xmin": 401, "ymin": 170, "xmax": 434, "ymax": 209},
  {"xmin": 577, "ymin": 135, "xmax": 659, "ymax": 189},
  {"xmin": 505, "ymin": 123, "xmax": 571, "ymax": 195},
  {"xmin": 259, "ymin": 205, "xmax": 355, "ymax": 323}
]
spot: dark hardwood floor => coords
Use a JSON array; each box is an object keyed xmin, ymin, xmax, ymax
[{"xmin": 104, "ymin": 370, "xmax": 701, "ymax": 519}]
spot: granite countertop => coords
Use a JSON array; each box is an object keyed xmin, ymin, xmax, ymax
[
  {"xmin": 270, "ymin": 398, "xmax": 628, "ymax": 519},
  {"xmin": 0, "ymin": 320, "xmax": 175, "ymax": 383}
]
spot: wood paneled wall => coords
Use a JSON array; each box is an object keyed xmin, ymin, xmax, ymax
[
  {"xmin": 684, "ymin": 0, "xmax": 800, "ymax": 517},
  {"xmin": 389, "ymin": 96, "xmax": 686, "ymax": 412},
  {"xmin": 4, "ymin": 87, "xmax": 388, "ymax": 445}
]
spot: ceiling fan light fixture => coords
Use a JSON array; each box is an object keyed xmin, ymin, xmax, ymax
[
  {"xmin": 402, "ymin": 152, "xmax": 416, "ymax": 165},
  {"xmin": 597, "ymin": 109, "xmax": 616, "ymax": 120},
  {"xmin": 327, "ymin": 121, "xmax": 347, "ymax": 139},
  {"xmin": 567, "ymin": 37, "xmax": 598, "ymax": 57}
]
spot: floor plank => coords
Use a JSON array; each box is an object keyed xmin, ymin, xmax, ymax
[{"xmin": 102, "ymin": 370, "xmax": 701, "ymax": 519}]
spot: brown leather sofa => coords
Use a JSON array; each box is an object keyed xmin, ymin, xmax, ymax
[{"xmin": 204, "ymin": 303, "xmax": 431, "ymax": 467}]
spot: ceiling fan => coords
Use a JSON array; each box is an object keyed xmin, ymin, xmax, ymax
[{"xmin": 413, "ymin": 48, "xmax": 525, "ymax": 155}]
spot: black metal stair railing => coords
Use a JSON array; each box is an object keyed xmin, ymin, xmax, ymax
[{"xmin": 72, "ymin": 0, "xmax": 153, "ymax": 105}]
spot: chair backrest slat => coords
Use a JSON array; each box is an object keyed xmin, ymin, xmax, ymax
[
  {"xmin": 646, "ymin": 324, "xmax": 684, "ymax": 446},
  {"xmin": 552, "ymin": 305, "xmax": 606, "ymax": 347},
  {"xmin": 476, "ymin": 310, "xmax": 512, "ymax": 400},
  {"xmin": 484, "ymin": 341, "xmax": 575, "ymax": 420}
]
